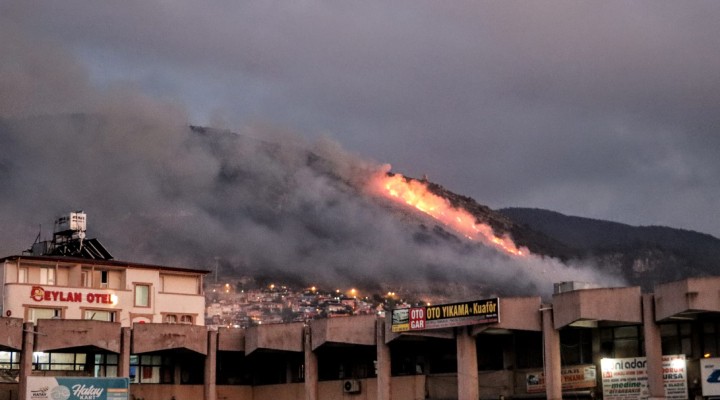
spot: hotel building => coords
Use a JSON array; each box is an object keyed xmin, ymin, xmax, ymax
[
  {"xmin": 0, "ymin": 212, "xmax": 207, "ymax": 327},
  {"xmin": 0, "ymin": 255, "xmax": 207, "ymax": 326}
]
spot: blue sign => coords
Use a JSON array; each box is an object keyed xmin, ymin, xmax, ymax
[
  {"xmin": 702, "ymin": 358, "xmax": 720, "ymax": 397},
  {"xmin": 27, "ymin": 377, "xmax": 129, "ymax": 400}
]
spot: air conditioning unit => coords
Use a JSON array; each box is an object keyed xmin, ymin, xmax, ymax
[{"xmin": 343, "ymin": 379, "xmax": 361, "ymax": 394}]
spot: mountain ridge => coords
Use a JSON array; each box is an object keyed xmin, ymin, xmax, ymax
[
  {"xmin": 498, "ymin": 207, "xmax": 720, "ymax": 289},
  {"xmin": 3, "ymin": 116, "xmax": 715, "ymax": 297}
]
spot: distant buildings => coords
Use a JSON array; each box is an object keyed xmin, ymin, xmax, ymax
[{"xmin": 204, "ymin": 282, "xmax": 377, "ymax": 328}]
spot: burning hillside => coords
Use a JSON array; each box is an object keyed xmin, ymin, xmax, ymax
[
  {"xmin": 368, "ymin": 172, "xmax": 526, "ymax": 257},
  {"xmin": 0, "ymin": 119, "xmax": 623, "ymax": 299}
]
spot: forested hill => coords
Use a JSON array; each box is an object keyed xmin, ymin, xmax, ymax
[{"xmin": 499, "ymin": 207, "xmax": 720, "ymax": 289}]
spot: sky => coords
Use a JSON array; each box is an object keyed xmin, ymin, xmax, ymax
[{"xmin": 1, "ymin": 2, "xmax": 719, "ymax": 295}]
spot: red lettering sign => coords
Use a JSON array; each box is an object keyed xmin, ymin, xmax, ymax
[
  {"xmin": 409, "ymin": 307, "xmax": 426, "ymax": 330},
  {"xmin": 30, "ymin": 286, "xmax": 44, "ymax": 302},
  {"xmin": 29, "ymin": 286, "xmax": 111, "ymax": 304}
]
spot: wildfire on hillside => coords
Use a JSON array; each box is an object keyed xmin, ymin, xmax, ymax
[{"xmin": 368, "ymin": 172, "xmax": 526, "ymax": 257}]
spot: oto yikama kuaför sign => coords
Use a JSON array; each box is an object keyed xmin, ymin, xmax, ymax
[{"xmin": 391, "ymin": 298, "xmax": 499, "ymax": 332}]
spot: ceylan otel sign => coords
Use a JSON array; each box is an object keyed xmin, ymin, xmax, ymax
[
  {"xmin": 391, "ymin": 297, "xmax": 499, "ymax": 333},
  {"xmin": 30, "ymin": 286, "xmax": 115, "ymax": 305}
]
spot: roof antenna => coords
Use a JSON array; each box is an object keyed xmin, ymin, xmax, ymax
[
  {"xmin": 34, "ymin": 224, "xmax": 42, "ymax": 244},
  {"xmin": 24, "ymin": 225, "xmax": 43, "ymax": 255}
]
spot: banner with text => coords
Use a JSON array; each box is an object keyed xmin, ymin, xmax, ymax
[
  {"xmin": 600, "ymin": 355, "xmax": 687, "ymax": 400},
  {"xmin": 391, "ymin": 298, "xmax": 499, "ymax": 332},
  {"xmin": 526, "ymin": 365, "xmax": 597, "ymax": 393},
  {"xmin": 701, "ymin": 357, "xmax": 720, "ymax": 397},
  {"xmin": 27, "ymin": 376, "xmax": 129, "ymax": 400}
]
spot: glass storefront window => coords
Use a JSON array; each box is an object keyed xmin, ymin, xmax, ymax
[
  {"xmin": 660, "ymin": 323, "xmax": 693, "ymax": 356},
  {"xmin": 94, "ymin": 354, "xmax": 119, "ymax": 377},
  {"xmin": 0, "ymin": 352, "xmax": 20, "ymax": 369},
  {"xmin": 130, "ymin": 354, "xmax": 170, "ymax": 384},
  {"xmin": 600, "ymin": 326, "xmax": 643, "ymax": 358}
]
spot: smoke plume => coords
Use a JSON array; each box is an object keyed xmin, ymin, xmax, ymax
[{"xmin": 0, "ymin": 14, "xmax": 624, "ymax": 299}]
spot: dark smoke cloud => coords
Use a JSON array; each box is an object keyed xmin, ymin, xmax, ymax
[
  {"xmin": 0, "ymin": 13, "xmax": 623, "ymax": 298},
  {"xmin": 4, "ymin": 0, "xmax": 718, "ymax": 238}
]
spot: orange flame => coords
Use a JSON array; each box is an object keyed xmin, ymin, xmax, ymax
[{"xmin": 370, "ymin": 173, "xmax": 525, "ymax": 257}]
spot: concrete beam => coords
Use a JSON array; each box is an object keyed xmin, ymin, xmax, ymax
[
  {"xmin": 132, "ymin": 322, "xmax": 207, "ymax": 355},
  {"xmin": 552, "ymin": 286, "xmax": 642, "ymax": 329},
  {"xmin": 471, "ymin": 297, "xmax": 542, "ymax": 335},
  {"xmin": 654, "ymin": 277, "xmax": 720, "ymax": 321},
  {"xmin": 35, "ymin": 319, "xmax": 121, "ymax": 353},
  {"xmin": 245, "ymin": 322, "xmax": 304, "ymax": 355},
  {"xmin": 218, "ymin": 327, "xmax": 245, "ymax": 352},
  {"xmin": 310, "ymin": 315, "xmax": 376, "ymax": 350},
  {"xmin": 0, "ymin": 317, "xmax": 24, "ymax": 351}
]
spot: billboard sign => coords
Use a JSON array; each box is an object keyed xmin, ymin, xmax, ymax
[
  {"xmin": 600, "ymin": 355, "xmax": 687, "ymax": 400},
  {"xmin": 701, "ymin": 357, "xmax": 720, "ymax": 397},
  {"xmin": 526, "ymin": 365, "xmax": 597, "ymax": 393},
  {"xmin": 27, "ymin": 377, "xmax": 129, "ymax": 400},
  {"xmin": 30, "ymin": 286, "xmax": 115, "ymax": 304},
  {"xmin": 391, "ymin": 298, "xmax": 499, "ymax": 333}
]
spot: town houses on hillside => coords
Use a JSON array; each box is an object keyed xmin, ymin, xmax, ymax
[{"xmin": 204, "ymin": 280, "xmax": 384, "ymax": 328}]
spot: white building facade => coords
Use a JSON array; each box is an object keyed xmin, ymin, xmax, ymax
[{"xmin": 0, "ymin": 255, "xmax": 208, "ymax": 326}]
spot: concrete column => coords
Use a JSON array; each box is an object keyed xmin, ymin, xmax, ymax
[
  {"xmin": 304, "ymin": 326, "xmax": 318, "ymax": 400},
  {"xmin": 456, "ymin": 326, "xmax": 478, "ymax": 400},
  {"xmin": 376, "ymin": 319, "xmax": 391, "ymax": 400},
  {"xmin": 642, "ymin": 294, "xmax": 665, "ymax": 400},
  {"xmin": 19, "ymin": 322, "xmax": 35, "ymax": 400},
  {"xmin": 204, "ymin": 330, "xmax": 218, "ymax": 400},
  {"xmin": 542, "ymin": 306, "xmax": 562, "ymax": 400},
  {"xmin": 118, "ymin": 327, "xmax": 131, "ymax": 378}
]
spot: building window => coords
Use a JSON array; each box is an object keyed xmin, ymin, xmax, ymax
[
  {"xmin": 600, "ymin": 325, "xmax": 644, "ymax": 358},
  {"xmin": 134, "ymin": 284, "xmax": 150, "ymax": 307},
  {"xmin": 28, "ymin": 307, "xmax": 62, "ymax": 323},
  {"xmin": 18, "ymin": 267, "xmax": 28, "ymax": 283},
  {"xmin": 0, "ymin": 351, "xmax": 20, "ymax": 370},
  {"xmin": 560, "ymin": 328, "xmax": 593, "ymax": 365},
  {"xmin": 515, "ymin": 331, "xmax": 543, "ymax": 368},
  {"xmin": 130, "ymin": 355, "xmax": 172, "ymax": 384},
  {"xmin": 100, "ymin": 270, "xmax": 109, "ymax": 288},
  {"xmin": 33, "ymin": 352, "xmax": 86, "ymax": 371},
  {"xmin": 40, "ymin": 268, "xmax": 56, "ymax": 285},
  {"xmin": 84, "ymin": 310, "xmax": 116, "ymax": 322},
  {"xmin": 163, "ymin": 314, "xmax": 193, "ymax": 324},
  {"xmin": 81, "ymin": 270, "xmax": 91, "ymax": 287},
  {"xmin": 661, "ymin": 323, "xmax": 692, "ymax": 356},
  {"xmin": 703, "ymin": 322, "xmax": 720, "ymax": 358},
  {"xmin": 477, "ymin": 334, "xmax": 504, "ymax": 371},
  {"xmin": 29, "ymin": 352, "xmax": 116, "ymax": 375},
  {"xmin": 94, "ymin": 354, "xmax": 119, "ymax": 377}
]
